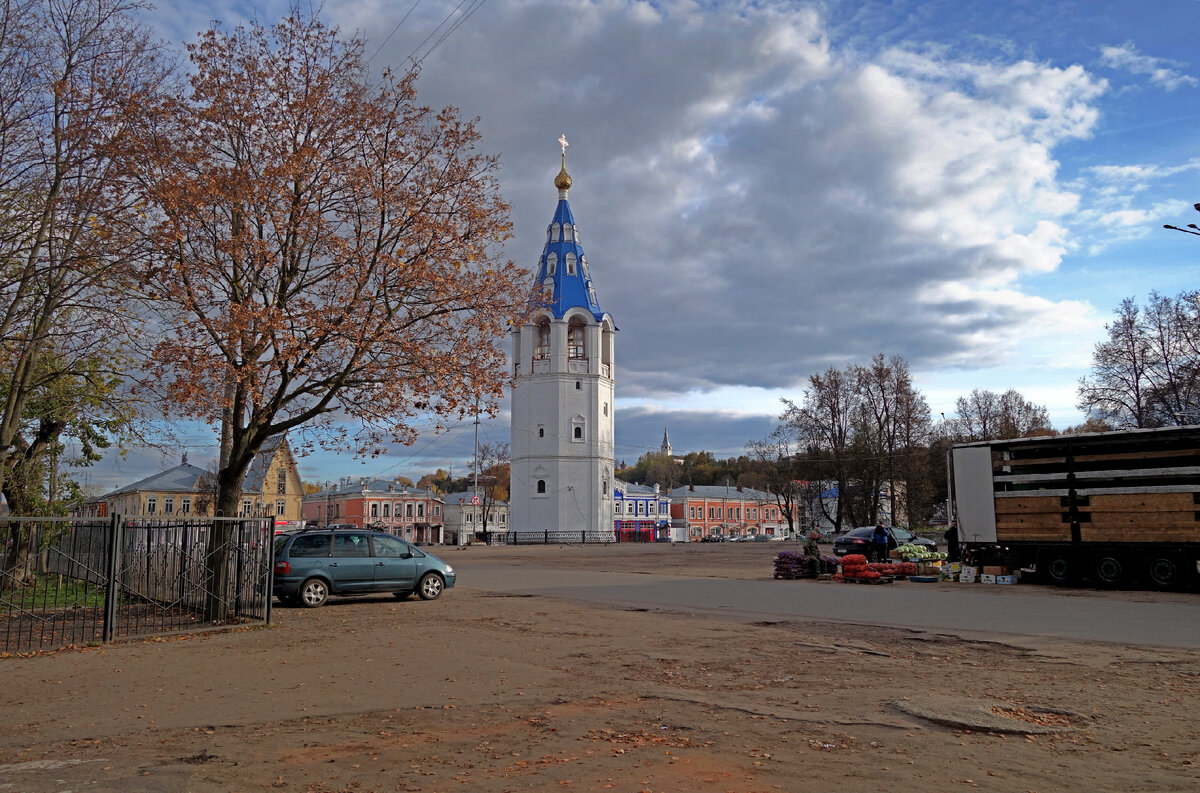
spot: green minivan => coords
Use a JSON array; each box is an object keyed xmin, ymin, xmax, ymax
[{"xmin": 272, "ymin": 528, "xmax": 456, "ymax": 607}]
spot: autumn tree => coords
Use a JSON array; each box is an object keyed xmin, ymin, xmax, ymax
[
  {"xmin": 953, "ymin": 389, "xmax": 1052, "ymax": 441},
  {"xmin": 0, "ymin": 0, "xmax": 161, "ymax": 487},
  {"xmin": 745, "ymin": 430, "xmax": 802, "ymax": 537},
  {"xmin": 0, "ymin": 0, "xmax": 164, "ymax": 587},
  {"xmin": 1077, "ymin": 292, "xmax": 1200, "ymax": 427},
  {"xmin": 469, "ymin": 441, "xmax": 509, "ymax": 541},
  {"xmin": 131, "ymin": 15, "xmax": 529, "ymax": 616}
]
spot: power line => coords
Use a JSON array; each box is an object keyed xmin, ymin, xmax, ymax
[
  {"xmin": 366, "ymin": 0, "xmax": 423, "ymax": 64},
  {"xmin": 405, "ymin": 0, "xmax": 489, "ymax": 67}
]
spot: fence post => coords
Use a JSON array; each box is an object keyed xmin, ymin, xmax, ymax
[
  {"xmin": 233, "ymin": 520, "xmax": 245, "ymax": 616},
  {"xmin": 102, "ymin": 514, "xmax": 122, "ymax": 643},
  {"xmin": 544, "ymin": 529, "xmax": 548, "ymax": 545}
]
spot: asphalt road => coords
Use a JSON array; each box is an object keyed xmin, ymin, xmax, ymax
[{"xmin": 454, "ymin": 560, "xmax": 1200, "ymax": 649}]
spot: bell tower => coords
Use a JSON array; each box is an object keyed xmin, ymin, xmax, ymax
[{"xmin": 510, "ymin": 137, "xmax": 616, "ymax": 538}]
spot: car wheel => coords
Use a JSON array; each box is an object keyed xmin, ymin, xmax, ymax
[
  {"xmin": 1093, "ymin": 553, "xmax": 1124, "ymax": 588},
  {"xmin": 1145, "ymin": 554, "xmax": 1184, "ymax": 590},
  {"xmin": 416, "ymin": 572, "xmax": 444, "ymax": 601},
  {"xmin": 299, "ymin": 578, "xmax": 329, "ymax": 608},
  {"xmin": 1045, "ymin": 552, "xmax": 1077, "ymax": 586}
]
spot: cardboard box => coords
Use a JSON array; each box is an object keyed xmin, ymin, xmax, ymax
[
  {"xmin": 996, "ymin": 575, "xmax": 1015, "ymax": 585},
  {"xmin": 982, "ymin": 566, "xmax": 1011, "ymax": 576},
  {"xmin": 960, "ymin": 565, "xmax": 977, "ymax": 578},
  {"xmin": 958, "ymin": 573, "xmax": 976, "ymax": 583},
  {"xmin": 980, "ymin": 574, "xmax": 997, "ymax": 584},
  {"xmin": 944, "ymin": 562, "xmax": 962, "ymax": 574}
]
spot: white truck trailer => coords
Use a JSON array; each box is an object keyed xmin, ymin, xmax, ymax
[{"xmin": 950, "ymin": 425, "xmax": 1200, "ymax": 589}]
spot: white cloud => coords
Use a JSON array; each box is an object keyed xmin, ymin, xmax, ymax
[{"xmin": 1099, "ymin": 43, "xmax": 1198, "ymax": 91}]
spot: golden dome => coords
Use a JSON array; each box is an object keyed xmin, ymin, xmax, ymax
[{"xmin": 554, "ymin": 152, "xmax": 572, "ymax": 191}]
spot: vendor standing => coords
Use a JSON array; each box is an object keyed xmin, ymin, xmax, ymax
[
  {"xmin": 945, "ymin": 521, "xmax": 960, "ymax": 562},
  {"xmin": 872, "ymin": 522, "xmax": 890, "ymax": 562}
]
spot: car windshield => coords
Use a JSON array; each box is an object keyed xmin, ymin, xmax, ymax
[{"xmin": 893, "ymin": 527, "xmax": 913, "ymax": 542}]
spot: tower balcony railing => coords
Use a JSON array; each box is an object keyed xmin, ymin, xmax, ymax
[
  {"xmin": 532, "ymin": 359, "xmax": 550, "ymax": 374},
  {"xmin": 600, "ymin": 364, "xmax": 610, "ymax": 377},
  {"xmin": 567, "ymin": 359, "xmax": 589, "ymax": 374}
]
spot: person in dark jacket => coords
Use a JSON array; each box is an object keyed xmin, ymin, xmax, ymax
[
  {"xmin": 872, "ymin": 523, "xmax": 890, "ymax": 562},
  {"xmin": 945, "ymin": 521, "xmax": 960, "ymax": 562}
]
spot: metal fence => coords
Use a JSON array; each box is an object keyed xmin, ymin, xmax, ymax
[
  {"xmin": 502, "ymin": 530, "xmax": 618, "ymax": 545},
  {"xmin": 1, "ymin": 515, "xmax": 272, "ymax": 654}
]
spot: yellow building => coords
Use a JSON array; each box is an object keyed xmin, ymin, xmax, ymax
[{"xmin": 95, "ymin": 435, "xmax": 304, "ymax": 522}]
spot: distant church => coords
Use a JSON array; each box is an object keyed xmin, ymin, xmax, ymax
[{"xmin": 509, "ymin": 138, "xmax": 616, "ymax": 537}]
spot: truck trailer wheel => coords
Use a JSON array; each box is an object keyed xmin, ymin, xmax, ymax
[
  {"xmin": 1093, "ymin": 553, "xmax": 1125, "ymax": 588},
  {"xmin": 1145, "ymin": 554, "xmax": 1184, "ymax": 590},
  {"xmin": 1045, "ymin": 552, "xmax": 1078, "ymax": 586}
]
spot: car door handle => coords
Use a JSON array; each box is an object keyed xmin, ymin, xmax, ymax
[
  {"xmin": 329, "ymin": 562, "xmax": 339, "ymax": 567},
  {"xmin": 376, "ymin": 562, "xmax": 385, "ymax": 566}
]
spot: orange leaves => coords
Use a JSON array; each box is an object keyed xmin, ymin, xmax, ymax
[{"xmin": 134, "ymin": 11, "xmax": 525, "ymax": 465}]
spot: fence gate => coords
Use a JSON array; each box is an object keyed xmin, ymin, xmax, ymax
[{"xmin": 1, "ymin": 516, "xmax": 272, "ymax": 654}]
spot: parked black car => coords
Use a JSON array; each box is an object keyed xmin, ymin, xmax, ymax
[{"xmin": 832, "ymin": 526, "xmax": 938, "ymax": 558}]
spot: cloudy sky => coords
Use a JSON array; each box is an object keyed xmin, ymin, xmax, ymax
[{"xmin": 86, "ymin": 0, "xmax": 1199, "ymax": 491}]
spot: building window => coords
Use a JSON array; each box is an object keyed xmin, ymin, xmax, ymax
[
  {"xmin": 276, "ymin": 500, "xmax": 286, "ymax": 516},
  {"xmin": 500, "ymin": 514, "xmax": 506, "ymax": 524},
  {"xmin": 535, "ymin": 321, "xmax": 551, "ymax": 359},
  {"xmin": 574, "ymin": 426, "xmax": 582, "ymax": 440},
  {"xmin": 241, "ymin": 499, "xmax": 252, "ymax": 517},
  {"xmin": 466, "ymin": 512, "xmax": 474, "ymax": 523},
  {"xmin": 649, "ymin": 502, "xmax": 656, "ymax": 514},
  {"xmin": 538, "ymin": 426, "xmax": 545, "ymax": 438},
  {"xmin": 547, "ymin": 251, "xmax": 558, "ymax": 273},
  {"xmin": 277, "ymin": 468, "xmax": 286, "ymax": 495},
  {"xmin": 568, "ymin": 321, "xmax": 585, "ymax": 359},
  {"xmin": 434, "ymin": 505, "xmax": 440, "ymax": 516},
  {"xmin": 146, "ymin": 497, "xmax": 157, "ymax": 515},
  {"xmin": 371, "ymin": 503, "xmax": 378, "ymax": 518},
  {"xmin": 383, "ymin": 503, "xmax": 390, "ymax": 517},
  {"xmin": 637, "ymin": 502, "xmax": 645, "ymax": 515},
  {"xmin": 182, "ymin": 497, "xmax": 191, "ymax": 515},
  {"xmin": 164, "ymin": 497, "xmax": 174, "ymax": 515},
  {"xmin": 575, "ymin": 381, "xmax": 581, "ymax": 390},
  {"xmin": 406, "ymin": 503, "xmax": 414, "ymax": 517},
  {"xmin": 564, "ymin": 224, "xmax": 574, "ymax": 241},
  {"xmin": 626, "ymin": 501, "xmax": 634, "ymax": 514},
  {"xmin": 565, "ymin": 252, "xmax": 576, "ymax": 274},
  {"xmin": 418, "ymin": 503, "xmax": 424, "ymax": 518},
  {"xmin": 581, "ymin": 254, "xmax": 589, "ymax": 276},
  {"xmin": 537, "ymin": 480, "xmax": 546, "ymax": 494}
]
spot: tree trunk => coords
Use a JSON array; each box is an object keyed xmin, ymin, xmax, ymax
[{"xmin": 205, "ymin": 467, "xmax": 248, "ymax": 621}]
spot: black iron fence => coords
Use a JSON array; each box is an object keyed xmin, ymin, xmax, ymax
[
  {"xmin": 1, "ymin": 515, "xmax": 273, "ymax": 654},
  {"xmin": 502, "ymin": 530, "xmax": 618, "ymax": 545}
]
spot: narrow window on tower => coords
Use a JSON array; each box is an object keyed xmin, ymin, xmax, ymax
[
  {"xmin": 568, "ymin": 320, "xmax": 585, "ymax": 359},
  {"xmin": 575, "ymin": 381, "xmax": 581, "ymax": 390},
  {"xmin": 537, "ymin": 480, "xmax": 546, "ymax": 494},
  {"xmin": 565, "ymin": 252, "xmax": 576, "ymax": 274}
]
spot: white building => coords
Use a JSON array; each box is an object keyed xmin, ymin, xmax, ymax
[
  {"xmin": 443, "ymin": 492, "xmax": 509, "ymax": 545},
  {"xmin": 510, "ymin": 142, "xmax": 616, "ymax": 538}
]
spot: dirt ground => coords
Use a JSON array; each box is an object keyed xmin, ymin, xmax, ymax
[{"xmin": 0, "ymin": 543, "xmax": 1197, "ymax": 793}]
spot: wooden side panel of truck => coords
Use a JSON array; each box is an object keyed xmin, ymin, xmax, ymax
[{"xmin": 951, "ymin": 426, "xmax": 1200, "ymax": 588}]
